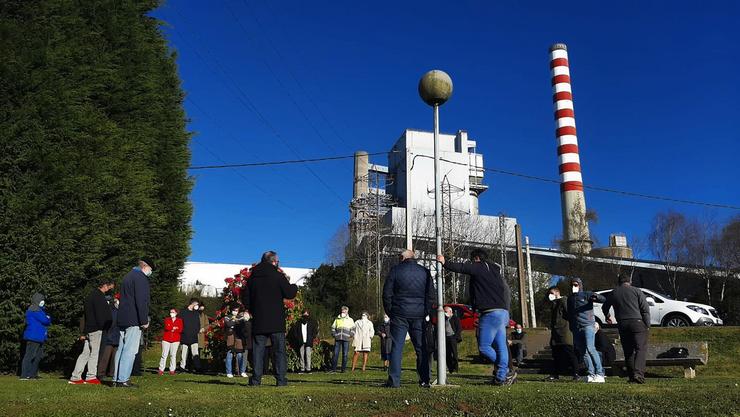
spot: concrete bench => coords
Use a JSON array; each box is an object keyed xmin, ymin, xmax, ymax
[{"xmin": 612, "ymin": 341, "xmax": 708, "ymax": 379}]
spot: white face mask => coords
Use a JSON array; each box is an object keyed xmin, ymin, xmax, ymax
[
  {"xmin": 170, "ymin": 313, "xmax": 177, "ymax": 318},
  {"xmin": 572, "ymin": 286, "xmax": 580, "ymax": 293},
  {"xmin": 144, "ymin": 268, "xmax": 152, "ymax": 277},
  {"xmin": 548, "ymin": 293, "xmax": 557, "ymax": 302},
  {"xmin": 341, "ymin": 312, "xmax": 347, "ymax": 318},
  {"xmin": 232, "ymin": 311, "xmax": 238, "ymax": 316},
  {"xmin": 39, "ymin": 300, "xmax": 45, "ymax": 307},
  {"xmin": 361, "ymin": 314, "xmax": 368, "ymax": 320},
  {"xmin": 384, "ymin": 317, "xmax": 390, "ymax": 323},
  {"xmin": 193, "ymin": 304, "xmax": 199, "ymax": 310},
  {"xmin": 516, "ymin": 328, "xmax": 522, "ymax": 334}
]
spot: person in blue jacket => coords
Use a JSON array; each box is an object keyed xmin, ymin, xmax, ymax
[
  {"xmin": 567, "ymin": 277, "xmax": 607, "ymax": 383},
  {"xmin": 20, "ymin": 293, "xmax": 51, "ymax": 380}
]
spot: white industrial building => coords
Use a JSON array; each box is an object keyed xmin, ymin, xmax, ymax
[
  {"xmin": 352, "ymin": 129, "xmax": 518, "ymax": 247},
  {"xmin": 179, "ymin": 261, "xmax": 313, "ymax": 297}
]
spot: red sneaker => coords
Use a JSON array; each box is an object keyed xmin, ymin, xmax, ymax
[
  {"xmin": 158, "ymin": 370, "xmax": 164, "ymax": 376},
  {"xmin": 84, "ymin": 378, "xmax": 102, "ymax": 385},
  {"xmin": 68, "ymin": 379, "xmax": 85, "ymax": 385},
  {"xmin": 168, "ymin": 371, "xmax": 176, "ymax": 375}
]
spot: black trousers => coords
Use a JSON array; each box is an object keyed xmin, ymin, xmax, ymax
[
  {"xmin": 550, "ymin": 344, "xmax": 578, "ymax": 377},
  {"xmin": 618, "ymin": 319, "xmax": 649, "ymax": 379},
  {"xmin": 446, "ymin": 337, "xmax": 459, "ymax": 372},
  {"xmin": 21, "ymin": 341, "xmax": 44, "ymax": 378}
]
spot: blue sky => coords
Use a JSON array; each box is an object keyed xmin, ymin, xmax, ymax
[{"xmin": 152, "ymin": 1, "xmax": 739, "ymax": 267}]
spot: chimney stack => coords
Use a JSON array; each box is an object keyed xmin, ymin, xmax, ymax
[
  {"xmin": 353, "ymin": 151, "xmax": 369, "ymax": 198},
  {"xmin": 549, "ymin": 43, "xmax": 592, "ymax": 254}
]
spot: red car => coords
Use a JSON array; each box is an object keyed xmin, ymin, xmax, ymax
[{"xmin": 444, "ymin": 304, "xmax": 478, "ymax": 330}]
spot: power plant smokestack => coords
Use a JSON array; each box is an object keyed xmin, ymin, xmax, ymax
[
  {"xmin": 549, "ymin": 43, "xmax": 592, "ymax": 254},
  {"xmin": 353, "ymin": 150, "xmax": 369, "ymax": 198}
]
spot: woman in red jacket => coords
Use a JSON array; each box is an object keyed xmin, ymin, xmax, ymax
[{"xmin": 159, "ymin": 308, "xmax": 183, "ymax": 375}]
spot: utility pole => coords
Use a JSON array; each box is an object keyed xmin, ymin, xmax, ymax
[
  {"xmin": 515, "ymin": 224, "xmax": 530, "ymax": 327},
  {"xmin": 525, "ymin": 236, "xmax": 537, "ymax": 327}
]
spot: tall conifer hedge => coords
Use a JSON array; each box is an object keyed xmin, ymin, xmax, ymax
[{"xmin": 0, "ymin": 0, "xmax": 192, "ymax": 372}]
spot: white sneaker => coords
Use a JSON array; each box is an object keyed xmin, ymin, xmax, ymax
[
  {"xmin": 226, "ymin": 374, "xmax": 234, "ymax": 378},
  {"xmin": 593, "ymin": 375, "xmax": 606, "ymax": 383},
  {"xmin": 240, "ymin": 373, "xmax": 248, "ymax": 378},
  {"xmin": 584, "ymin": 375, "xmax": 595, "ymax": 383}
]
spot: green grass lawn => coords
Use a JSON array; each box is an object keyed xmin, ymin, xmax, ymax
[{"xmin": 2, "ymin": 328, "xmax": 739, "ymax": 417}]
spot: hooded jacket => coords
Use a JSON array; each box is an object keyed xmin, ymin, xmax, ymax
[
  {"xmin": 566, "ymin": 278, "xmax": 606, "ymax": 331},
  {"xmin": 23, "ymin": 293, "xmax": 51, "ymax": 343}
]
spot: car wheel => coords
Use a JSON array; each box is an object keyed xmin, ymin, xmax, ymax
[{"xmin": 663, "ymin": 315, "xmax": 690, "ymax": 327}]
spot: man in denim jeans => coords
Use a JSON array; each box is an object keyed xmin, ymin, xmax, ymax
[
  {"xmin": 113, "ymin": 258, "xmax": 154, "ymax": 388},
  {"xmin": 567, "ymin": 277, "xmax": 607, "ymax": 383},
  {"xmin": 383, "ymin": 250, "xmax": 435, "ymax": 388},
  {"xmin": 439, "ymin": 249, "xmax": 516, "ymax": 385}
]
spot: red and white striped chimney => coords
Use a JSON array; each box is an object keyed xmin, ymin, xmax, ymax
[{"xmin": 549, "ymin": 43, "xmax": 592, "ymax": 254}]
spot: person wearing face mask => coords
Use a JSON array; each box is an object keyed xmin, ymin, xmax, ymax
[
  {"xmin": 567, "ymin": 277, "xmax": 607, "ymax": 383},
  {"xmin": 178, "ymin": 298, "xmax": 203, "ymax": 374},
  {"xmin": 330, "ymin": 306, "xmax": 355, "ymax": 373},
  {"xmin": 508, "ymin": 324, "xmax": 527, "ymax": 367},
  {"xmin": 20, "ymin": 293, "xmax": 51, "ymax": 380},
  {"xmin": 288, "ymin": 309, "xmax": 318, "ymax": 373},
  {"xmin": 376, "ymin": 314, "xmax": 392, "ymax": 371},
  {"xmin": 224, "ymin": 305, "xmax": 248, "ymax": 378},
  {"xmin": 113, "ymin": 258, "xmax": 154, "ymax": 388},
  {"xmin": 159, "ymin": 309, "xmax": 183, "ymax": 375},
  {"xmin": 97, "ymin": 294, "xmax": 121, "ymax": 380},
  {"xmin": 443, "ymin": 307, "xmax": 462, "ymax": 374},
  {"xmin": 351, "ymin": 312, "xmax": 375, "ymax": 372},
  {"xmin": 545, "ymin": 286, "xmax": 579, "ymax": 381},
  {"xmin": 69, "ymin": 277, "xmax": 115, "ymax": 385}
]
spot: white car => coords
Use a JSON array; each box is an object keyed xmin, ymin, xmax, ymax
[{"xmin": 593, "ymin": 287, "xmax": 723, "ymax": 327}]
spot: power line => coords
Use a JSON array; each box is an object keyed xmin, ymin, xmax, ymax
[
  {"xmin": 189, "ymin": 151, "xmax": 393, "ymax": 170},
  {"xmin": 189, "ymin": 151, "xmax": 740, "ymax": 210},
  {"xmin": 167, "ymin": 8, "xmax": 345, "ymax": 203}
]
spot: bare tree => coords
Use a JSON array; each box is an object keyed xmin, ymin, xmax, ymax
[
  {"xmin": 649, "ymin": 211, "xmax": 688, "ymax": 299},
  {"xmin": 713, "ymin": 216, "xmax": 740, "ymax": 303},
  {"xmin": 682, "ymin": 216, "xmax": 719, "ymax": 304},
  {"xmin": 326, "ymin": 224, "xmax": 350, "ymax": 265}
]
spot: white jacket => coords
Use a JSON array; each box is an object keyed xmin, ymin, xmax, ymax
[{"xmin": 352, "ymin": 318, "xmax": 375, "ymax": 351}]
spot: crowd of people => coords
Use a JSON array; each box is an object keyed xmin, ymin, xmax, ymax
[{"xmin": 19, "ymin": 248, "xmax": 652, "ymax": 388}]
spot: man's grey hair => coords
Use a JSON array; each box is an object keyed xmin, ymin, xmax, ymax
[
  {"xmin": 261, "ymin": 251, "xmax": 278, "ymax": 264},
  {"xmin": 341, "ymin": 305, "xmax": 349, "ymax": 311},
  {"xmin": 400, "ymin": 249, "xmax": 414, "ymax": 260}
]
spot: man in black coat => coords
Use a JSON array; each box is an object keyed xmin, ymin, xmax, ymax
[
  {"xmin": 443, "ymin": 306, "xmax": 463, "ymax": 373},
  {"xmin": 178, "ymin": 298, "xmax": 202, "ymax": 373},
  {"xmin": 287, "ymin": 309, "xmax": 318, "ymax": 373},
  {"xmin": 383, "ymin": 249, "xmax": 435, "ymax": 388},
  {"xmin": 69, "ymin": 277, "xmax": 114, "ymax": 384},
  {"xmin": 113, "ymin": 258, "xmax": 153, "ymax": 388},
  {"xmin": 602, "ymin": 273, "xmax": 651, "ymax": 383},
  {"xmin": 545, "ymin": 286, "xmax": 579, "ymax": 381},
  {"xmin": 242, "ymin": 251, "xmax": 298, "ymax": 386}
]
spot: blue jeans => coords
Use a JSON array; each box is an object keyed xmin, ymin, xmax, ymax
[
  {"xmin": 574, "ymin": 325, "xmax": 603, "ymax": 376},
  {"xmin": 250, "ymin": 333, "xmax": 287, "ymax": 386},
  {"xmin": 226, "ymin": 350, "xmax": 246, "ymax": 375},
  {"xmin": 478, "ymin": 309, "xmax": 510, "ymax": 382},
  {"xmin": 387, "ymin": 316, "xmax": 429, "ymax": 387},
  {"xmin": 332, "ymin": 340, "xmax": 349, "ymax": 371},
  {"xmin": 114, "ymin": 326, "xmax": 141, "ymax": 383}
]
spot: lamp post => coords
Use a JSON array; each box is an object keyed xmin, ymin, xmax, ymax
[{"xmin": 418, "ymin": 70, "xmax": 453, "ymax": 386}]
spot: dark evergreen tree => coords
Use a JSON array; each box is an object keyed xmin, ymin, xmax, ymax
[{"xmin": 0, "ymin": 0, "xmax": 192, "ymax": 372}]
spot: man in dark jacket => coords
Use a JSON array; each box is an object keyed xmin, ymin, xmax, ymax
[
  {"xmin": 241, "ymin": 251, "xmax": 298, "ymax": 386},
  {"xmin": 545, "ymin": 286, "xmax": 578, "ymax": 381},
  {"xmin": 97, "ymin": 294, "xmax": 120, "ymax": 379},
  {"xmin": 438, "ymin": 248, "xmax": 515, "ymax": 386},
  {"xmin": 383, "ymin": 249, "xmax": 434, "ymax": 388},
  {"xmin": 113, "ymin": 258, "xmax": 153, "ymax": 388},
  {"xmin": 443, "ymin": 306, "xmax": 463, "ymax": 373},
  {"xmin": 567, "ymin": 277, "xmax": 607, "ymax": 383},
  {"xmin": 287, "ymin": 309, "xmax": 318, "ymax": 373},
  {"xmin": 69, "ymin": 278, "xmax": 114, "ymax": 384},
  {"xmin": 178, "ymin": 298, "xmax": 203, "ymax": 373},
  {"xmin": 601, "ymin": 273, "xmax": 651, "ymax": 383},
  {"xmin": 509, "ymin": 324, "xmax": 527, "ymax": 366}
]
